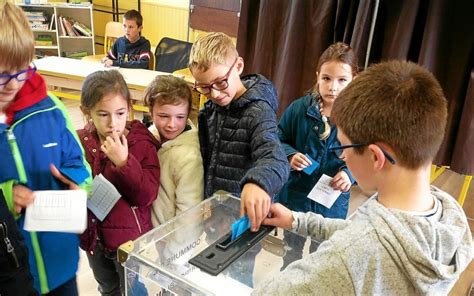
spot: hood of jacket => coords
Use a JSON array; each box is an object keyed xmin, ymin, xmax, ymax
[
  {"xmin": 148, "ymin": 120, "xmax": 197, "ymax": 152},
  {"xmin": 220, "ymin": 74, "xmax": 279, "ymax": 113},
  {"xmin": 359, "ymin": 186, "xmax": 473, "ymax": 293}
]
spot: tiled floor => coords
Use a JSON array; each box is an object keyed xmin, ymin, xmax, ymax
[{"xmin": 62, "ymin": 98, "xmax": 473, "ymax": 295}]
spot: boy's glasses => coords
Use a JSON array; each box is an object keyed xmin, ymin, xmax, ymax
[
  {"xmin": 0, "ymin": 64, "xmax": 37, "ymax": 86},
  {"xmin": 330, "ymin": 143, "xmax": 396, "ymax": 165},
  {"xmin": 193, "ymin": 58, "xmax": 238, "ymax": 95}
]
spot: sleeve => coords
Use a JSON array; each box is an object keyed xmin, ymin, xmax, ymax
[
  {"xmin": 252, "ymin": 241, "xmax": 355, "ymax": 295},
  {"xmin": 293, "ymin": 211, "xmax": 351, "ymax": 241},
  {"xmin": 174, "ymin": 142, "xmax": 204, "ymax": 215},
  {"xmin": 104, "ymin": 140, "xmax": 160, "ymax": 207},
  {"xmin": 54, "ymin": 96, "xmax": 92, "ymax": 189},
  {"xmin": 278, "ymin": 101, "xmax": 299, "ymax": 157},
  {"xmin": 240, "ymin": 103, "xmax": 290, "ymax": 196},
  {"xmin": 108, "ymin": 39, "xmax": 119, "ymax": 60},
  {"xmin": 113, "ymin": 39, "xmax": 151, "ymax": 69}
]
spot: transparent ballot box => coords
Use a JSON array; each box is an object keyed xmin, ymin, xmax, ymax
[{"xmin": 118, "ymin": 192, "xmax": 318, "ymax": 295}]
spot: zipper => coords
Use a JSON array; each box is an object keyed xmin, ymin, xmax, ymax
[
  {"xmin": 130, "ymin": 207, "xmax": 142, "ymax": 234},
  {"xmin": 0, "ymin": 222, "xmax": 20, "ymax": 268}
]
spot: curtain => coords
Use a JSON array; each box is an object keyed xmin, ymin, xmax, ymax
[{"xmin": 237, "ymin": 0, "xmax": 474, "ymax": 174}]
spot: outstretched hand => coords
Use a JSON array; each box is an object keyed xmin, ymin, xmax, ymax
[
  {"xmin": 261, "ymin": 203, "xmax": 294, "ymax": 229},
  {"xmin": 240, "ymin": 183, "xmax": 271, "ymax": 232}
]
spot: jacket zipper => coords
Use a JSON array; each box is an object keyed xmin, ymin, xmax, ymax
[
  {"xmin": 130, "ymin": 207, "xmax": 142, "ymax": 234},
  {"xmin": 0, "ymin": 222, "xmax": 20, "ymax": 268}
]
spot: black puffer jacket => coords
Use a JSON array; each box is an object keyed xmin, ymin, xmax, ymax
[
  {"xmin": 198, "ymin": 74, "xmax": 289, "ymax": 198},
  {"xmin": 0, "ymin": 191, "xmax": 37, "ymax": 296}
]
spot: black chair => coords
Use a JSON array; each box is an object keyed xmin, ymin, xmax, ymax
[{"xmin": 154, "ymin": 37, "xmax": 193, "ymax": 73}]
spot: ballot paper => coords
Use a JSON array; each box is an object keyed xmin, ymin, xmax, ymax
[
  {"xmin": 88, "ymin": 174, "xmax": 121, "ymax": 221},
  {"xmin": 307, "ymin": 174, "xmax": 341, "ymax": 209},
  {"xmin": 24, "ymin": 189, "xmax": 87, "ymax": 233},
  {"xmin": 231, "ymin": 215, "xmax": 251, "ymax": 240}
]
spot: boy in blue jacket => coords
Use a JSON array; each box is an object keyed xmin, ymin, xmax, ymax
[
  {"xmin": 0, "ymin": 3, "xmax": 91, "ymax": 295},
  {"xmin": 103, "ymin": 9, "xmax": 151, "ymax": 69}
]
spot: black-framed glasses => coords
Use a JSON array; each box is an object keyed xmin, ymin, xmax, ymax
[
  {"xmin": 193, "ymin": 58, "xmax": 238, "ymax": 95},
  {"xmin": 330, "ymin": 143, "xmax": 396, "ymax": 165},
  {"xmin": 0, "ymin": 64, "xmax": 37, "ymax": 86}
]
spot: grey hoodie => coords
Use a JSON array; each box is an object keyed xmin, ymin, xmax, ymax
[{"xmin": 253, "ymin": 186, "xmax": 473, "ymax": 295}]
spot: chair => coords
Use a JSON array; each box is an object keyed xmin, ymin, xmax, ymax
[
  {"xmin": 154, "ymin": 37, "xmax": 193, "ymax": 73},
  {"xmin": 103, "ymin": 21, "xmax": 124, "ymax": 55},
  {"xmin": 82, "ymin": 21, "xmax": 123, "ymax": 63}
]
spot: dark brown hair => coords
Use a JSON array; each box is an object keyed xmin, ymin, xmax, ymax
[
  {"xmin": 81, "ymin": 70, "xmax": 130, "ymax": 109},
  {"xmin": 313, "ymin": 42, "xmax": 359, "ymax": 94},
  {"xmin": 124, "ymin": 9, "xmax": 143, "ymax": 27},
  {"xmin": 331, "ymin": 60, "xmax": 447, "ymax": 168},
  {"xmin": 144, "ymin": 75, "xmax": 192, "ymax": 115}
]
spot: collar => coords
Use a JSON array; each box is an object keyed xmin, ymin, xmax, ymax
[{"xmin": 5, "ymin": 72, "xmax": 47, "ymax": 125}]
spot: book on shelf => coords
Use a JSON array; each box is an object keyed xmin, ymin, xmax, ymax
[
  {"xmin": 64, "ymin": 51, "xmax": 88, "ymax": 59},
  {"xmin": 49, "ymin": 13, "xmax": 56, "ymax": 30},
  {"xmin": 35, "ymin": 34, "xmax": 53, "ymax": 46},
  {"xmin": 59, "ymin": 16, "xmax": 92, "ymax": 37}
]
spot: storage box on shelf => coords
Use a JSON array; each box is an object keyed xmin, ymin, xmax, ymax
[{"xmin": 18, "ymin": 2, "xmax": 95, "ymax": 59}]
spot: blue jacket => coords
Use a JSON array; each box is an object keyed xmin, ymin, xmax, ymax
[
  {"xmin": 0, "ymin": 75, "xmax": 91, "ymax": 293},
  {"xmin": 276, "ymin": 94, "xmax": 354, "ymax": 218},
  {"xmin": 198, "ymin": 74, "xmax": 289, "ymax": 198}
]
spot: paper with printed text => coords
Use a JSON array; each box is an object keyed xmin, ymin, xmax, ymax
[{"xmin": 307, "ymin": 174, "xmax": 341, "ymax": 209}]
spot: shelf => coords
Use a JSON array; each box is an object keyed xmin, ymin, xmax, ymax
[
  {"xmin": 32, "ymin": 29, "xmax": 56, "ymax": 33},
  {"xmin": 59, "ymin": 36, "xmax": 94, "ymax": 39},
  {"xmin": 36, "ymin": 45, "xmax": 59, "ymax": 49}
]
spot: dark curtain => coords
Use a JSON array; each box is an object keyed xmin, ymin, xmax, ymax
[{"xmin": 237, "ymin": 0, "xmax": 474, "ymax": 174}]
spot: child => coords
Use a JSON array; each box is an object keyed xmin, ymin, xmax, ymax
[
  {"xmin": 78, "ymin": 70, "xmax": 160, "ymax": 295},
  {"xmin": 145, "ymin": 75, "xmax": 204, "ymax": 225},
  {"xmin": 0, "ymin": 3, "xmax": 91, "ymax": 295},
  {"xmin": 253, "ymin": 61, "xmax": 473, "ymax": 295},
  {"xmin": 276, "ymin": 43, "xmax": 357, "ymax": 267},
  {"xmin": 102, "ymin": 9, "xmax": 151, "ymax": 69},
  {"xmin": 189, "ymin": 32, "xmax": 289, "ymax": 232}
]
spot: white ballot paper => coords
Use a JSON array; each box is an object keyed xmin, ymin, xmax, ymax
[
  {"xmin": 307, "ymin": 174, "xmax": 341, "ymax": 209},
  {"xmin": 88, "ymin": 174, "xmax": 121, "ymax": 221},
  {"xmin": 24, "ymin": 189, "xmax": 87, "ymax": 233}
]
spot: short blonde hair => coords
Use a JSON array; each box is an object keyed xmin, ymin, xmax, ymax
[
  {"xmin": 188, "ymin": 32, "xmax": 238, "ymax": 72},
  {"xmin": 0, "ymin": 2, "xmax": 35, "ymax": 70}
]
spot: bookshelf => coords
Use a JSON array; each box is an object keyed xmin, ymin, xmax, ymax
[{"xmin": 18, "ymin": 3, "xmax": 95, "ymax": 59}]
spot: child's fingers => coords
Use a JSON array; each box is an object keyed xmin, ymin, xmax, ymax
[{"xmin": 121, "ymin": 134, "xmax": 127, "ymax": 146}]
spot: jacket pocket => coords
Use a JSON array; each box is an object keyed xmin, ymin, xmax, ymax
[{"xmin": 130, "ymin": 206, "xmax": 142, "ymax": 234}]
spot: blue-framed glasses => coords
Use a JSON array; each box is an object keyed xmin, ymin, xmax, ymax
[
  {"xmin": 330, "ymin": 143, "xmax": 396, "ymax": 165},
  {"xmin": 193, "ymin": 58, "xmax": 238, "ymax": 95},
  {"xmin": 0, "ymin": 64, "xmax": 37, "ymax": 86}
]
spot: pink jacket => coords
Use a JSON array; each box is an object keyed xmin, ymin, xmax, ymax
[{"xmin": 78, "ymin": 120, "xmax": 160, "ymax": 252}]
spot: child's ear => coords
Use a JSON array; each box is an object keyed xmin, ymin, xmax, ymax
[
  {"xmin": 368, "ymin": 144, "xmax": 388, "ymax": 170},
  {"xmin": 80, "ymin": 106, "xmax": 90, "ymax": 117},
  {"xmin": 236, "ymin": 57, "xmax": 244, "ymax": 75}
]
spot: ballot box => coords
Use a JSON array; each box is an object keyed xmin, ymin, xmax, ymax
[{"xmin": 118, "ymin": 191, "xmax": 318, "ymax": 295}]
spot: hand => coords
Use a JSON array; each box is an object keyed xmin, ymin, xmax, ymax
[
  {"xmin": 101, "ymin": 130, "xmax": 128, "ymax": 168},
  {"xmin": 50, "ymin": 164, "xmax": 80, "ymax": 190},
  {"xmin": 330, "ymin": 171, "xmax": 351, "ymax": 192},
  {"xmin": 261, "ymin": 203, "xmax": 293, "ymax": 229},
  {"xmin": 12, "ymin": 185, "xmax": 35, "ymax": 213},
  {"xmin": 240, "ymin": 183, "xmax": 271, "ymax": 232},
  {"xmin": 289, "ymin": 152, "xmax": 311, "ymax": 171},
  {"xmin": 103, "ymin": 59, "xmax": 113, "ymax": 67}
]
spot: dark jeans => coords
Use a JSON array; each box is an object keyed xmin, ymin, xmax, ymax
[
  {"xmin": 87, "ymin": 244, "xmax": 124, "ymax": 296},
  {"xmin": 44, "ymin": 277, "xmax": 78, "ymax": 296},
  {"xmin": 281, "ymin": 230, "xmax": 318, "ymax": 271}
]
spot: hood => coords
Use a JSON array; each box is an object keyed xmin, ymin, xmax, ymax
[
  {"xmin": 359, "ymin": 186, "xmax": 473, "ymax": 293},
  {"xmin": 5, "ymin": 72, "xmax": 47, "ymax": 124},
  {"xmin": 229, "ymin": 74, "xmax": 279, "ymax": 113},
  {"xmin": 148, "ymin": 119, "xmax": 195, "ymax": 147}
]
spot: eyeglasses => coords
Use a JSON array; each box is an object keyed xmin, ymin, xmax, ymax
[
  {"xmin": 193, "ymin": 58, "xmax": 238, "ymax": 95},
  {"xmin": 0, "ymin": 64, "xmax": 37, "ymax": 86},
  {"xmin": 330, "ymin": 143, "xmax": 396, "ymax": 165}
]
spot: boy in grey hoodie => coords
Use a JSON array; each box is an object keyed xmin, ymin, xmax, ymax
[{"xmin": 253, "ymin": 60, "xmax": 473, "ymax": 295}]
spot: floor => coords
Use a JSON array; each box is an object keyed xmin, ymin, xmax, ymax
[{"xmin": 62, "ymin": 99, "xmax": 473, "ymax": 295}]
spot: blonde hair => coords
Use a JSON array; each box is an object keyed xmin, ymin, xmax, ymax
[
  {"xmin": 188, "ymin": 32, "xmax": 238, "ymax": 72},
  {"xmin": 0, "ymin": 2, "xmax": 35, "ymax": 70}
]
